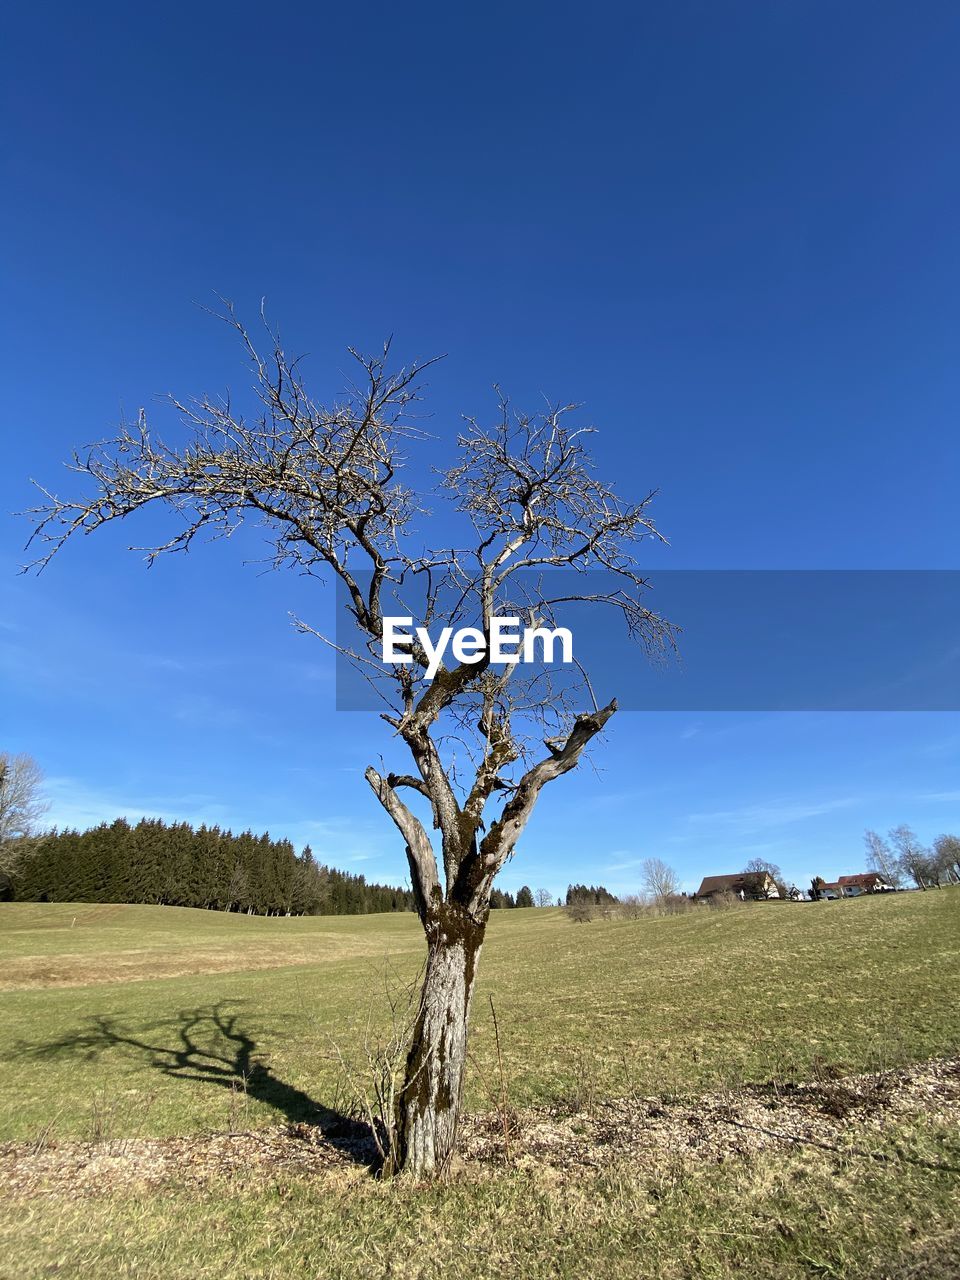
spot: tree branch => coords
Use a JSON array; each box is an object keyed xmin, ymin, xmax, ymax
[{"xmin": 364, "ymin": 767, "xmax": 440, "ymax": 921}]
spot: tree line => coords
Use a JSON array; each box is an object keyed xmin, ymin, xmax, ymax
[
  {"xmin": 565, "ymin": 883, "xmax": 619, "ymax": 906},
  {"xmin": 490, "ymin": 885, "xmax": 535, "ymax": 909},
  {"xmin": 4, "ymin": 816, "xmax": 567, "ymax": 916},
  {"xmin": 7, "ymin": 817, "xmax": 418, "ymax": 916}
]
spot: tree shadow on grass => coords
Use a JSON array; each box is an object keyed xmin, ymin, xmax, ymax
[{"xmin": 10, "ymin": 1000, "xmax": 379, "ymax": 1169}]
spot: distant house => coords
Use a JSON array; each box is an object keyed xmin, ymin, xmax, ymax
[
  {"xmin": 837, "ymin": 872, "xmax": 895, "ymax": 896},
  {"xmin": 816, "ymin": 873, "xmax": 894, "ymax": 900},
  {"xmin": 695, "ymin": 872, "xmax": 780, "ymax": 901}
]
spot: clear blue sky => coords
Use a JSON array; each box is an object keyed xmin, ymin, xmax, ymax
[{"xmin": 2, "ymin": 2, "xmax": 958, "ymax": 897}]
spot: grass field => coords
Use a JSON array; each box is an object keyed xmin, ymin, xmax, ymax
[{"xmin": 1, "ymin": 892, "xmax": 958, "ymax": 1278}]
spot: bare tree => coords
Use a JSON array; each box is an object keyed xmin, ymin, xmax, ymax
[
  {"xmin": 932, "ymin": 834, "xmax": 960, "ymax": 885},
  {"xmin": 0, "ymin": 752, "xmax": 49, "ymax": 878},
  {"xmin": 889, "ymin": 825, "xmax": 931, "ymax": 890},
  {"xmin": 534, "ymin": 887, "xmax": 553, "ymax": 908},
  {"xmin": 567, "ymin": 899, "xmax": 595, "ymax": 924},
  {"xmin": 24, "ymin": 306, "xmax": 672, "ymax": 1179},
  {"xmin": 742, "ymin": 857, "xmax": 785, "ymax": 898},
  {"xmin": 640, "ymin": 856, "xmax": 680, "ymax": 902},
  {"xmin": 863, "ymin": 829, "xmax": 902, "ymax": 889},
  {"xmin": 619, "ymin": 892, "xmax": 642, "ymax": 918}
]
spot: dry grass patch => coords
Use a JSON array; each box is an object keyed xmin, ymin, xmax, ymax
[
  {"xmin": 0, "ymin": 1065, "xmax": 958, "ymax": 1280},
  {"xmin": 3, "ymin": 1053, "xmax": 957, "ymax": 1197},
  {"xmin": 0, "ymin": 938, "xmax": 417, "ymax": 990}
]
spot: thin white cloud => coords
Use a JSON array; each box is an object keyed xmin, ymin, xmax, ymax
[
  {"xmin": 43, "ymin": 776, "xmax": 222, "ymax": 832},
  {"xmin": 271, "ymin": 816, "xmax": 391, "ymax": 868},
  {"xmin": 172, "ymin": 696, "xmax": 247, "ymax": 728},
  {"xmin": 686, "ymin": 795, "xmax": 861, "ymax": 835},
  {"xmin": 140, "ymin": 654, "xmax": 188, "ymax": 672}
]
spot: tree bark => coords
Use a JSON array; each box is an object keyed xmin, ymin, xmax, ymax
[{"xmin": 393, "ymin": 907, "xmax": 484, "ymax": 1178}]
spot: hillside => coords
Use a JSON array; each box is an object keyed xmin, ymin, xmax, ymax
[
  {"xmin": 1, "ymin": 891, "xmax": 957, "ymax": 1140},
  {"xmin": 2, "ymin": 891, "xmax": 959, "ymax": 1279}
]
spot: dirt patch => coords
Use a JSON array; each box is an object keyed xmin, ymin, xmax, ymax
[
  {"xmin": 1, "ymin": 1055, "xmax": 957, "ymax": 1198},
  {"xmin": 0, "ymin": 1120, "xmax": 374, "ymax": 1198},
  {"xmin": 0, "ymin": 937, "xmax": 419, "ymax": 991},
  {"xmin": 462, "ymin": 1053, "xmax": 960, "ymax": 1175}
]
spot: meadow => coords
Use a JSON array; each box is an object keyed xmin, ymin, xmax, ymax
[{"xmin": 1, "ymin": 891, "xmax": 958, "ymax": 1278}]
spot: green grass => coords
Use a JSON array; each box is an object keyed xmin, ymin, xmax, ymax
[
  {"xmin": 1, "ymin": 893, "xmax": 958, "ymax": 1141},
  {"xmin": 0, "ymin": 901, "xmax": 425, "ymax": 988},
  {"xmin": 1, "ymin": 891, "xmax": 958, "ymax": 1278},
  {"xmin": 4, "ymin": 1135, "xmax": 959, "ymax": 1280}
]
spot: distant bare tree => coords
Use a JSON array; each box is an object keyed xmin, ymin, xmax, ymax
[
  {"xmin": 534, "ymin": 888, "xmax": 553, "ymax": 908},
  {"xmin": 640, "ymin": 856, "xmax": 681, "ymax": 902},
  {"xmin": 24, "ymin": 305, "xmax": 673, "ymax": 1179},
  {"xmin": 863, "ymin": 829, "xmax": 902, "ymax": 889},
  {"xmin": 742, "ymin": 857, "xmax": 785, "ymax": 898},
  {"xmin": 889, "ymin": 825, "xmax": 931, "ymax": 890},
  {"xmin": 0, "ymin": 752, "xmax": 49, "ymax": 878},
  {"xmin": 567, "ymin": 899, "xmax": 595, "ymax": 924},
  {"xmin": 932, "ymin": 834, "xmax": 960, "ymax": 885},
  {"xmin": 924, "ymin": 859, "xmax": 947, "ymax": 889}
]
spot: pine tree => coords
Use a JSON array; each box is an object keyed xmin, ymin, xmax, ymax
[{"xmin": 12, "ymin": 817, "xmax": 416, "ymax": 915}]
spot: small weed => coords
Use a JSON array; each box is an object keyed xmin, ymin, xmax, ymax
[{"xmin": 88, "ymin": 1088, "xmax": 121, "ymax": 1144}]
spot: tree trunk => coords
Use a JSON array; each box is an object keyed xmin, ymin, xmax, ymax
[{"xmin": 394, "ymin": 910, "xmax": 484, "ymax": 1178}]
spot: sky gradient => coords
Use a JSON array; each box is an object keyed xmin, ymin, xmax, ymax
[{"xmin": 2, "ymin": 2, "xmax": 958, "ymax": 897}]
